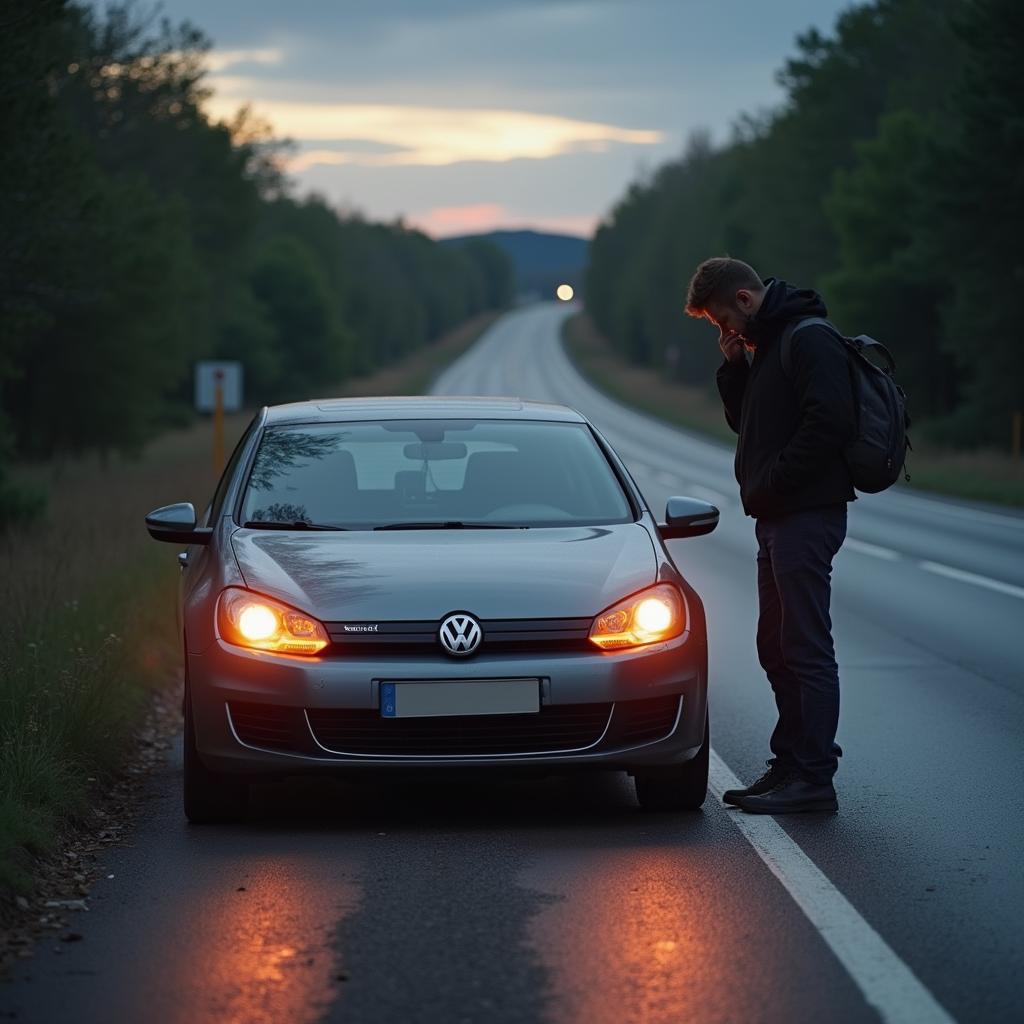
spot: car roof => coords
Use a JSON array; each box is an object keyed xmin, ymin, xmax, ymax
[{"xmin": 263, "ymin": 395, "xmax": 588, "ymax": 426}]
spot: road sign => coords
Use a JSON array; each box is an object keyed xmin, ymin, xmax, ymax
[{"xmin": 194, "ymin": 361, "xmax": 243, "ymax": 413}]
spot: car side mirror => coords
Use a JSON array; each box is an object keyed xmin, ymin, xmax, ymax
[
  {"xmin": 657, "ymin": 496, "xmax": 719, "ymax": 540},
  {"xmin": 145, "ymin": 502, "xmax": 213, "ymax": 545}
]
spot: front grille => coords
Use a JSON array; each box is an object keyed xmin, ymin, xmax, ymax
[
  {"xmin": 324, "ymin": 617, "xmax": 593, "ymax": 657},
  {"xmin": 228, "ymin": 701, "xmax": 303, "ymax": 752},
  {"xmin": 229, "ymin": 692, "xmax": 683, "ymax": 759},
  {"xmin": 306, "ymin": 702, "xmax": 611, "ymax": 756}
]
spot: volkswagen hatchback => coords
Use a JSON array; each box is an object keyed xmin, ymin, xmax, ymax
[{"xmin": 145, "ymin": 396, "xmax": 719, "ymax": 821}]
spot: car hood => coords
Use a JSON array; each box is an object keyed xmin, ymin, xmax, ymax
[{"xmin": 230, "ymin": 524, "xmax": 657, "ymax": 621}]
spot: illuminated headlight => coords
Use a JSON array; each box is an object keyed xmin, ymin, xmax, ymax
[
  {"xmin": 217, "ymin": 587, "xmax": 329, "ymax": 655},
  {"xmin": 589, "ymin": 583, "xmax": 685, "ymax": 651},
  {"xmin": 238, "ymin": 604, "xmax": 277, "ymax": 641}
]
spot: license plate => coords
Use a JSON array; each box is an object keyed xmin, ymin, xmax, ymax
[{"xmin": 380, "ymin": 679, "xmax": 540, "ymax": 718}]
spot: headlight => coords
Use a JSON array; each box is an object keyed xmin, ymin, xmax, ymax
[
  {"xmin": 589, "ymin": 583, "xmax": 685, "ymax": 650},
  {"xmin": 217, "ymin": 587, "xmax": 329, "ymax": 655}
]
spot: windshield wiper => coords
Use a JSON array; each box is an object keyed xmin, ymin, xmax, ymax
[
  {"xmin": 243, "ymin": 520, "xmax": 348, "ymax": 531},
  {"xmin": 373, "ymin": 521, "xmax": 526, "ymax": 531}
]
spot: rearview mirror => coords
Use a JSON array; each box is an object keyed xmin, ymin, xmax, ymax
[
  {"xmin": 657, "ymin": 496, "xmax": 719, "ymax": 540},
  {"xmin": 145, "ymin": 502, "xmax": 213, "ymax": 545}
]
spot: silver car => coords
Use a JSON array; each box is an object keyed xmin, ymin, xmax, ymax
[{"xmin": 145, "ymin": 396, "xmax": 719, "ymax": 821}]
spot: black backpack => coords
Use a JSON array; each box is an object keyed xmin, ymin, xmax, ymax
[{"xmin": 780, "ymin": 317, "xmax": 911, "ymax": 494}]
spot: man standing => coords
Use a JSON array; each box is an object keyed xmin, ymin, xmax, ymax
[{"xmin": 685, "ymin": 257, "xmax": 854, "ymax": 814}]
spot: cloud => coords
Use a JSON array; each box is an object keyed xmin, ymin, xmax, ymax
[
  {"xmin": 204, "ymin": 47, "xmax": 284, "ymax": 73},
  {"xmin": 204, "ymin": 95, "xmax": 663, "ymax": 167},
  {"xmin": 154, "ymin": 0, "xmax": 852, "ymax": 231},
  {"xmin": 286, "ymin": 147, "xmax": 407, "ymax": 172}
]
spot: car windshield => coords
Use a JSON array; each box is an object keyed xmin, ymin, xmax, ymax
[{"xmin": 240, "ymin": 418, "xmax": 634, "ymax": 529}]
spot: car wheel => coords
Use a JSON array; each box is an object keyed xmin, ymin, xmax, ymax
[
  {"xmin": 183, "ymin": 676, "xmax": 249, "ymax": 824},
  {"xmin": 633, "ymin": 709, "xmax": 709, "ymax": 812}
]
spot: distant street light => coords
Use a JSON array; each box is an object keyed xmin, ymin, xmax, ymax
[{"xmin": 556, "ymin": 284, "xmax": 574, "ymax": 301}]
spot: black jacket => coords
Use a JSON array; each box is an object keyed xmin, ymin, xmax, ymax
[{"xmin": 716, "ymin": 278, "xmax": 856, "ymax": 519}]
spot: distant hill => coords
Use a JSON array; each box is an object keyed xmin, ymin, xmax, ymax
[{"xmin": 441, "ymin": 229, "xmax": 589, "ymax": 300}]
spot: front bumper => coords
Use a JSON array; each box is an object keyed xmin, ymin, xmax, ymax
[{"xmin": 188, "ymin": 633, "xmax": 707, "ymax": 776}]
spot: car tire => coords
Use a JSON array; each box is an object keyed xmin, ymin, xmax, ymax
[
  {"xmin": 633, "ymin": 709, "xmax": 709, "ymax": 812},
  {"xmin": 183, "ymin": 675, "xmax": 249, "ymax": 824}
]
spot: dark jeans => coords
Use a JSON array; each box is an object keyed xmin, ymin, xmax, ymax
[{"xmin": 755, "ymin": 504, "xmax": 847, "ymax": 786}]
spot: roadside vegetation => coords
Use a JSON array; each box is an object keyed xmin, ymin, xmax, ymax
[
  {"xmin": 564, "ymin": 313, "xmax": 1024, "ymax": 508},
  {"xmin": 0, "ymin": 314, "xmax": 497, "ymax": 895},
  {"xmin": 585, "ymin": 0, "xmax": 1024, "ymax": 462},
  {"xmin": 0, "ymin": 419, "xmax": 235, "ymax": 893}
]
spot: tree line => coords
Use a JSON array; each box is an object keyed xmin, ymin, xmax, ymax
[
  {"xmin": 0, "ymin": 1, "xmax": 513, "ymax": 524},
  {"xmin": 585, "ymin": 0, "xmax": 1021, "ymax": 450}
]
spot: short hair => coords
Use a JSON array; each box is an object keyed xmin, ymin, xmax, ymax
[{"xmin": 685, "ymin": 257, "xmax": 764, "ymax": 317}]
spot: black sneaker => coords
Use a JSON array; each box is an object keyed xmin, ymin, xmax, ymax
[
  {"xmin": 722, "ymin": 763, "xmax": 793, "ymax": 806},
  {"xmin": 737, "ymin": 777, "xmax": 838, "ymax": 815}
]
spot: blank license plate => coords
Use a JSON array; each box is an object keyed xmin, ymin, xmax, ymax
[{"xmin": 380, "ymin": 679, "xmax": 540, "ymax": 719}]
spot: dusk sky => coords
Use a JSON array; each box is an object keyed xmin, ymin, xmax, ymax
[{"xmin": 126, "ymin": 1, "xmax": 854, "ymax": 238}]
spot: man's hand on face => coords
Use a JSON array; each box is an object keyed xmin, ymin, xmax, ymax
[{"xmin": 719, "ymin": 327, "xmax": 745, "ymax": 364}]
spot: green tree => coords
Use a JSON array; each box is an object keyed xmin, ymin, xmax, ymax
[
  {"xmin": 248, "ymin": 235, "xmax": 354, "ymax": 400},
  {"xmin": 458, "ymin": 239, "xmax": 514, "ymax": 310},
  {"xmin": 0, "ymin": 0, "xmax": 80, "ymax": 516},
  {"xmin": 823, "ymin": 111, "xmax": 957, "ymax": 419},
  {"xmin": 927, "ymin": 0, "xmax": 1024, "ymax": 446},
  {"xmin": 214, "ymin": 281, "xmax": 282, "ymax": 404},
  {"xmin": 9, "ymin": 175, "xmax": 202, "ymax": 457}
]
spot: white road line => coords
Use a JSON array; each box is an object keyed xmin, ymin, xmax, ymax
[
  {"xmin": 918, "ymin": 561, "xmax": 1024, "ymax": 600},
  {"xmin": 708, "ymin": 751, "xmax": 957, "ymax": 1024},
  {"xmin": 844, "ymin": 538, "xmax": 902, "ymax": 561}
]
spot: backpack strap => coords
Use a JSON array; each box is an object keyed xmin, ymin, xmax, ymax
[
  {"xmin": 780, "ymin": 319, "xmax": 900, "ymax": 379},
  {"xmin": 849, "ymin": 334, "xmax": 898, "ymax": 375},
  {"xmin": 779, "ymin": 316, "xmax": 838, "ymax": 377}
]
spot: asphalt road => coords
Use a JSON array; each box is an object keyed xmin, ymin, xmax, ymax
[{"xmin": 4, "ymin": 303, "xmax": 1022, "ymax": 1024}]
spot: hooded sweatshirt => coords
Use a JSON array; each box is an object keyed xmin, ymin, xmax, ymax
[{"xmin": 715, "ymin": 278, "xmax": 856, "ymax": 519}]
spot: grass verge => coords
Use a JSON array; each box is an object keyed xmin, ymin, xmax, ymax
[
  {"xmin": 563, "ymin": 312, "xmax": 1024, "ymax": 508},
  {"xmin": 0, "ymin": 311, "xmax": 501, "ymax": 895},
  {"xmin": 0, "ymin": 418, "xmax": 245, "ymax": 894}
]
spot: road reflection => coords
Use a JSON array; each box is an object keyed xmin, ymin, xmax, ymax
[
  {"xmin": 524, "ymin": 846, "xmax": 737, "ymax": 1024},
  {"xmin": 176, "ymin": 856, "xmax": 355, "ymax": 1024}
]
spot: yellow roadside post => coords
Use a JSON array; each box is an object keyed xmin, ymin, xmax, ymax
[{"xmin": 195, "ymin": 361, "xmax": 241, "ymax": 476}]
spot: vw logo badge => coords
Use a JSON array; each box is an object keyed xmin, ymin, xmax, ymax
[{"xmin": 439, "ymin": 612, "xmax": 483, "ymax": 656}]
